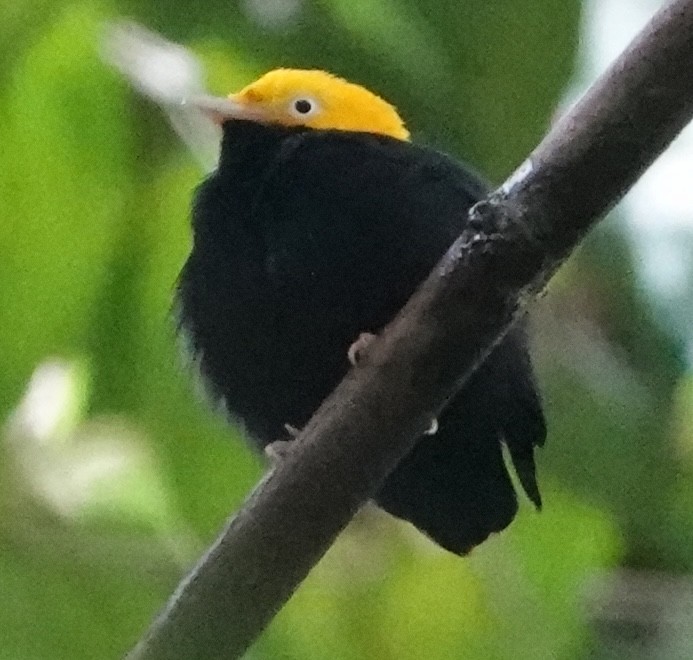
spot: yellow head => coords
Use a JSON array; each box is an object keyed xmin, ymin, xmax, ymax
[{"xmin": 195, "ymin": 69, "xmax": 410, "ymax": 141}]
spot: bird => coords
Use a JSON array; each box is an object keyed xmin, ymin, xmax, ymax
[{"xmin": 176, "ymin": 68, "xmax": 546, "ymax": 555}]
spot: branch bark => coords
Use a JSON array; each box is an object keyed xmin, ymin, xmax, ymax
[{"xmin": 129, "ymin": 1, "xmax": 693, "ymax": 658}]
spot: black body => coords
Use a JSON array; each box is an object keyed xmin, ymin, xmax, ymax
[{"xmin": 177, "ymin": 120, "xmax": 546, "ymax": 554}]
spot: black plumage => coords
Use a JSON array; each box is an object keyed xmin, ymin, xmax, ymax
[{"xmin": 176, "ymin": 119, "xmax": 545, "ymax": 555}]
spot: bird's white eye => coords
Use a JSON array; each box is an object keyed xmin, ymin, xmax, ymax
[{"xmin": 290, "ymin": 97, "xmax": 319, "ymax": 118}]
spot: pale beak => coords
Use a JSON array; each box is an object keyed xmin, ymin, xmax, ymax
[{"xmin": 185, "ymin": 94, "xmax": 265, "ymax": 124}]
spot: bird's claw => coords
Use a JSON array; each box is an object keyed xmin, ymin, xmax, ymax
[
  {"xmin": 264, "ymin": 423, "xmax": 302, "ymax": 464},
  {"xmin": 264, "ymin": 439, "xmax": 293, "ymax": 464},
  {"xmin": 283, "ymin": 423, "xmax": 301, "ymax": 438},
  {"xmin": 348, "ymin": 332, "xmax": 377, "ymax": 366},
  {"xmin": 424, "ymin": 418, "xmax": 438, "ymax": 436}
]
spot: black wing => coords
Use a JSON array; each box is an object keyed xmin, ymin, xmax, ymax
[{"xmin": 375, "ymin": 325, "xmax": 545, "ymax": 554}]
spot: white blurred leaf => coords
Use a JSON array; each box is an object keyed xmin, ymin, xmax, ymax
[{"xmin": 103, "ymin": 20, "xmax": 221, "ymax": 171}]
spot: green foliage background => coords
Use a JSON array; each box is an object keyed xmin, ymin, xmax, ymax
[{"xmin": 1, "ymin": 1, "xmax": 692, "ymax": 658}]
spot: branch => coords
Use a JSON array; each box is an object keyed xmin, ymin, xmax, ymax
[{"xmin": 128, "ymin": 1, "xmax": 693, "ymax": 658}]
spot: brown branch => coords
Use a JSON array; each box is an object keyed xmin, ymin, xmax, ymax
[{"xmin": 128, "ymin": 1, "xmax": 693, "ymax": 658}]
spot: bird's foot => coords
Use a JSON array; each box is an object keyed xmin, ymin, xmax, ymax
[
  {"xmin": 424, "ymin": 417, "xmax": 439, "ymax": 436},
  {"xmin": 348, "ymin": 332, "xmax": 377, "ymax": 366},
  {"xmin": 265, "ymin": 440, "xmax": 291, "ymax": 465},
  {"xmin": 264, "ymin": 439, "xmax": 293, "ymax": 464},
  {"xmin": 283, "ymin": 423, "xmax": 301, "ymax": 438},
  {"xmin": 264, "ymin": 424, "xmax": 301, "ymax": 464}
]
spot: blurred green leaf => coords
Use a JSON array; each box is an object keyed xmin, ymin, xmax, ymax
[
  {"xmin": 0, "ymin": 3, "xmax": 132, "ymax": 412},
  {"xmin": 256, "ymin": 492, "xmax": 618, "ymax": 660}
]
